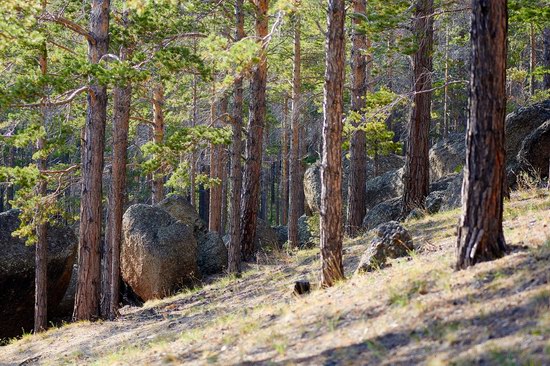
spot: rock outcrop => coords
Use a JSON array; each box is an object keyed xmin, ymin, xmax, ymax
[
  {"xmin": 365, "ymin": 168, "xmax": 404, "ymax": 210},
  {"xmin": 0, "ymin": 210, "xmax": 77, "ymax": 339},
  {"xmin": 356, "ymin": 221, "xmax": 413, "ymax": 273},
  {"xmin": 429, "ymin": 133, "xmax": 466, "ymax": 181},
  {"xmin": 362, "ymin": 197, "xmax": 402, "ymax": 231},
  {"xmin": 122, "ymin": 204, "xmax": 199, "ymax": 301}
]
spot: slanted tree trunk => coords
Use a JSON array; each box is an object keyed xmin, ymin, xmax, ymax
[
  {"xmin": 457, "ymin": 0, "xmax": 508, "ymax": 269},
  {"xmin": 288, "ymin": 14, "xmax": 302, "ymax": 248},
  {"xmin": 346, "ymin": 0, "xmax": 368, "ymax": 238},
  {"xmin": 281, "ymin": 97, "xmax": 290, "ymax": 226},
  {"xmin": 151, "ymin": 83, "xmax": 165, "ymax": 205},
  {"xmin": 402, "ymin": 0, "xmax": 433, "ymax": 216},
  {"xmin": 103, "ymin": 34, "xmax": 132, "ymax": 320},
  {"xmin": 240, "ymin": 0, "xmax": 268, "ymax": 261},
  {"xmin": 228, "ymin": 0, "xmax": 245, "ymax": 273},
  {"xmin": 320, "ymin": 0, "xmax": 346, "ymax": 288},
  {"xmin": 34, "ymin": 35, "xmax": 48, "ymax": 333},
  {"xmin": 543, "ymin": 27, "xmax": 550, "ymax": 90},
  {"xmin": 74, "ymin": 0, "xmax": 110, "ymax": 321}
]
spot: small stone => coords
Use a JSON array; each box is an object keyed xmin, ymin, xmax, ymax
[{"xmin": 293, "ymin": 280, "xmax": 311, "ymax": 296}]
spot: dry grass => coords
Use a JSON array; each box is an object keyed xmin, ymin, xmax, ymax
[{"xmin": 1, "ymin": 188, "xmax": 549, "ymax": 366}]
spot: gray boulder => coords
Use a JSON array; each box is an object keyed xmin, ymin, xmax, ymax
[
  {"xmin": 157, "ymin": 196, "xmax": 227, "ymax": 275},
  {"xmin": 516, "ymin": 119, "xmax": 550, "ymax": 180},
  {"xmin": 366, "ymin": 154, "xmax": 405, "ymax": 178},
  {"xmin": 356, "ymin": 221, "xmax": 413, "ymax": 273},
  {"xmin": 298, "ymin": 215, "xmax": 314, "ymax": 248},
  {"xmin": 303, "ymin": 162, "xmax": 322, "ymax": 214},
  {"xmin": 429, "ymin": 133, "xmax": 466, "ymax": 181},
  {"xmin": 0, "ymin": 210, "xmax": 77, "ymax": 339},
  {"xmin": 365, "ymin": 168, "xmax": 404, "ymax": 209},
  {"xmin": 122, "ymin": 204, "xmax": 199, "ymax": 301},
  {"xmin": 505, "ymin": 100, "xmax": 550, "ymax": 163},
  {"xmin": 197, "ymin": 232, "xmax": 227, "ymax": 275},
  {"xmin": 362, "ymin": 197, "xmax": 402, "ymax": 231}
]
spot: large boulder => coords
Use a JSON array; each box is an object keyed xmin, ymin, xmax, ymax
[
  {"xmin": 366, "ymin": 154, "xmax": 405, "ymax": 178},
  {"xmin": 303, "ymin": 162, "xmax": 322, "ymax": 214},
  {"xmin": 197, "ymin": 232, "xmax": 227, "ymax": 275},
  {"xmin": 365, "ymin": 168, "xmax": 404, "ymax": 209},
  {"xmin": 425, "ymin": 172, "xmax": 463, "ymax": 214},
  {"xmin": 298, "ymin": 215, "xmax": 314, "ymax": 248},
  {"xmin": 505, "ymin": 100, "xmax": 550, "ymax": 163},
  {"xmin": 429, "ymin": 133, "xmax": 466, "ymax": 181},
  {"xmin": 157, "ymin": 195, "xmax": 206, "ymax": 237},
  {"xmin": 356, "ymin": 221, "xmax": 413, "ymax": 273},
  {"xmin": 122, "ymin": 204, "xmax": 199, "ymax": 301},
  {"xmin": 516, "ymin": 119, "xmax": 550, "ymax": 180},
  {"xmin": 362, "ymin": 197, "xmax": 402, "ymax": 231},
  {"xmin": 157, "ymin": 196, "xmax": 227, "ymax": 275},
  {"xmin": 0, "ymin": 210, "xmax": 77, "ymax": 339}
]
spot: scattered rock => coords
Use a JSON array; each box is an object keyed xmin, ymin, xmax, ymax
[
  {"xmin": 429, "ymin": 133, "xmax": 466, "ymax": 181},
  {"xmin": 293, "ymin": 280, "xmax": 311, "ymax": 296},
  {"xmin": 122, "ymin": 204, "xmax": 199, "ymax": 301},
  {"xmin": 0, "ymin": 210, "xmax": 77, "ymax": 339},
  {"xmin": 362, "ymin": 197, "xmax": 402, "ymax": 231},
  {"xmin": 356, "ymin": 221, "xmax": 413, "ymax": 273}
]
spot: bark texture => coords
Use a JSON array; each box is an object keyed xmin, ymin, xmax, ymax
[
  {"xmin": 543, "ymin": 27, "xmax": 550, "ymax": 90},
  {"xmin": 457, "ymin": 0, "xmax": 508, "ymax": 269},
  {"xmin": 346, "ymin": 0, "xmax": 368, "ymax": 237},
  {"xmin": 151, "ymin": 83, "xmax": 165, "ymax": 205},
  {"xmin": 74, "ymin": 0, "xmax": 110, "ymax": 321},
  {"xmin": 320, "ymin": 0, "xmax": 346, "ymax": 288},
  {"xmin": 227, "ymin": 0, "xmax": 245, "ymax": 273},
  {"xmin": 240, "ymin": 0, "xmax": 268, "ymax": 261},
  {"xmin": 288, "ymin": 15, "xmax": 302, "ymax": 248},
  {"xmin": 402, "ymin": 0, "xmax": 433, "ymax": 216}
]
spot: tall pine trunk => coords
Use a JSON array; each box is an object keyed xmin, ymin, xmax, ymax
[
  {"xmin": 74, "ymin": 0, "xmax": 110, "ymax": 321},
  {"xmin": 34, "ymin": 33, "xmax": 48, "ymax": 333},
  {"xmin": 228, "ymin": 0, "xmax": 245, "ymax": 273},
  {"xmin": 457, "ymin": 0, "xmax": 508, "ymax": 269},
  {"xmin": 402, "ymin": 0, "xmax": 433, "ymax": 216},
  {"xmin": 543, "ymin": 27, "xmax": 550, "ymax": 90},
  {"xmin": 346, "ymin": 0, "xmax": 368, "ymax": 237},
  {"xmin": 240, "ymin": 0, "xmax": 268, "ymax": 261},
  {"xmin": 102, "ymin": 34, "xmax": 132, "ymax": 320},
  {"xmin": 288, "ymin": 14, "xmax": 302, "ymax": 248},
  {"xmin": 281, "ymin": 97, "xmax": 290, "ymax": 226},
  {"xmin": 151, "ymin": 83, "xmax": 165, "ymax": 204},
  {"xmin": 320, "ymin": 0, "xmax": 346, "ymax": 288}
]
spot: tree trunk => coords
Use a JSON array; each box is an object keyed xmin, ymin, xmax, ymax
[
  {"xmin": 443, "ymin": 21, "xmax": 450, "ymax": 140},
  {"xmin": 402, "ymin": 0, "xmax": 433, "ymax": 216},
  {"xmin": 281, "ymin": 97, "xmax": 290, "ymax": 226},
  {"xmin": 543, "ymin": 27, "xmax": 550, "ymax": 90},
  {"xmin": 530, "ymin": 23, "xmax": 536, "ymax": 96},
  {"xmin": 74, "ymin": 0, "xmax": 110, "ymax": 321},
  {"xmin": 228, "ymin": 0, "xmax": 245, "ymax": 274},
  {"xmin": 151, "ymin": 83, "xmax": 165, "ymax": 205},
  {"xmin": 457, "ymin": 0, "xmax": 508, "ymax": 269},
  {"xmin": 209, "ymin": 87, "xmax": 223, "ymax": 233},
  {"xmin": 34, "ymin": 36, "xmax": 48, "ymax": 333},
  {"xmin": 346, "ymin": 0, "xmax": 368, "ymax": 238},
  {"xmin": 289, "ymin": 15, "xmax": 302, "ymax": 248},
  {"xmin": 320, "ymin": 0, "xmax": 346, "ymax": 288},
  {"xmin": 240, "ymin": 0, "xmax": 268, "ymax": 261},
  {"xmin": 103, "ymin": 35, "xmax": 131, "ymax": 320}
]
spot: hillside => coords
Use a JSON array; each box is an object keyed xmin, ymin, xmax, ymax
[{"xmin": 1, "ymin": 188, "xmax": 549, "ymax": 366}]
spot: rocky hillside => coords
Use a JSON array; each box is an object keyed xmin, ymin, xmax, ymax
[{"xmin": 1, "ymin": 188, "xmax": 549, "ymax": 366}]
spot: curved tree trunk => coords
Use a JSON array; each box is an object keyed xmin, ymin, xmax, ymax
[
  {"xmin": 457, "ymin": 0, "xmax": 508, "ymax": 269},
  {"xmin": 74, "ymin": 0, "xmax": 110, "ymax": 321},
  {"xmin": 320, "ymin": 0, "xmax": 346, "ymax": 288},
  {"xmin": 346, "ymin": 0, "xmax": 368, "ymax": 238},
  {"xmin": 402, "ymin": 0, "xmax": 434, "ymax": 216},
  {"xmin": 240, "ymin": 0, "xmax": 268, "ymax": 261},
  {"xmin": 288, "ymin": 15, "xmax": 302, "ymax": 248},
  {"xmin": 228, "ymin": 0, "xmax": 245, "ymax": 274}
]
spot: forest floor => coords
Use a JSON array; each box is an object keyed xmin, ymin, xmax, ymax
[{"xmin": 1, "ymin": 188, "xmax": 550, "ymax": 366}]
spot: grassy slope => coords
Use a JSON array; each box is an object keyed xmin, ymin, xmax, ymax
[{"xmin": 1, "ymin": 189, "xmax": 549, "ymax": 366}]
